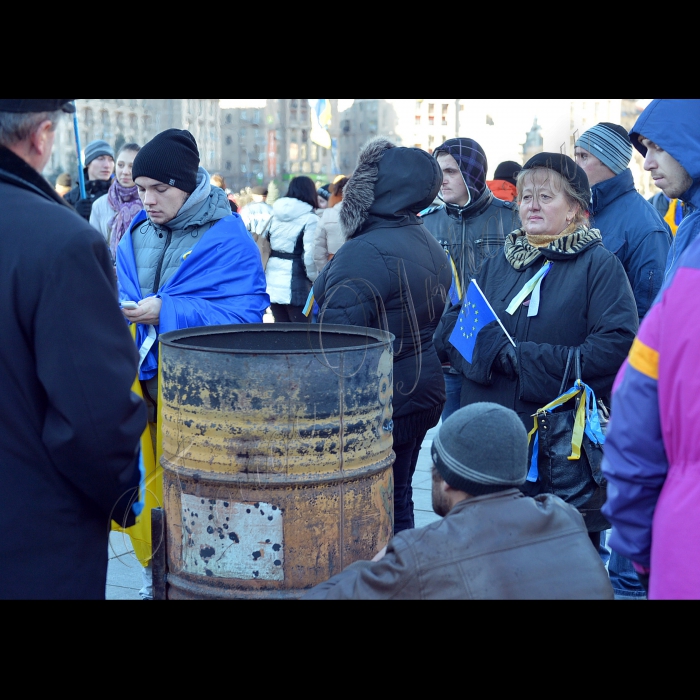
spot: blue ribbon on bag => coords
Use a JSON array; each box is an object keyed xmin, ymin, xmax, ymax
[{"xmin": 526, "ymin": 378, "xmax": 606, "ymax": 483}]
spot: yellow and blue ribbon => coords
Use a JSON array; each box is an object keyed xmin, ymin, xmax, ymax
[
  {"xmin": 446, "ymin": 251, "xmax": 463, "ymax": 305},
  {"xmin": 526, "ymin": 377, "xmax": 606, "ymax": 483}
]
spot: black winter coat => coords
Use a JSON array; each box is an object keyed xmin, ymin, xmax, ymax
[
  {"xmin": 0, "ymin": 146, "xmax": 146, "ymax": 599},
  {"xmin": 438, "ymin": 231, "xmax": 639, "ymax": 426},
  {"xmin": 313, "ymin": 140, "xmax": 452, "ymax": 445},
  {"xmin": 65, "ymin": 173, "xmax": 112, "ymax": 220}
]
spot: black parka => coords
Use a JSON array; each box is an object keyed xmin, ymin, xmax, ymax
[
  {"xmin": 0, "ymin": 146, "xmax": 145, "ymax": 599},
  {"xmin": 438, "ymin": 231, "xmax": 639, "ymax": 427},
  {"xmin": 313, "ymin": 139, "xmax": 452, "ymax": 445}
]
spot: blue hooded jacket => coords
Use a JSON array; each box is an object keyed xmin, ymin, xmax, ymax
[
  {"xmin": 118, "ymin": 210, "xmax": 270, "ymax": 380},
  {"xmin": 629, "ymin": 99, "xmax": 700, "ymax": 279}
]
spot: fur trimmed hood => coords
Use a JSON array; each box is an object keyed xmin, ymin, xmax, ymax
[{"xmin": 340, "ymin": 137, "xmax": 442, "ymax": 239}]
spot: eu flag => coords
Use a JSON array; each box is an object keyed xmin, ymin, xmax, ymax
[{"xmin": 448, "ymin": 280, "xmax": 498, "ymax": 364}]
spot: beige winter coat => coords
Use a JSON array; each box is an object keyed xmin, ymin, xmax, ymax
[{"xmin": 313, "ymin": 202, "xmax": 345, "ymax": 274}]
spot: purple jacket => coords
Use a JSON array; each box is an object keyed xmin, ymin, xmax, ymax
[{"xmin": 602, "ymin": 238, "xmax": 700, "ymax": 599}]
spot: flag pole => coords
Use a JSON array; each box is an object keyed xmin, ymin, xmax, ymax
[
  {"xmin": 471, "ymin": 279, "xmax": 516, "ymax": 348},
  {"xmin": 71, "ymin": 102, "xmax": 87, "ymax": 200}
]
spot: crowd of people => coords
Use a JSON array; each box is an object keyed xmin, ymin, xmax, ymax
[{"xmin": 2, "ymin": 98, "xmax": 699, "ymax": 600}]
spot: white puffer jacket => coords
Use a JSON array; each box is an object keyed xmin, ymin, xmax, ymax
[{"xmin": 265, "ymin": 197, "xmax": 319, "ymax": 305}]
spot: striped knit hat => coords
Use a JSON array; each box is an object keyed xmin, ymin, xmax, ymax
[
  {"xmin": 575, "ymin": 122, "xmax": 633, "ymax": 175},
  {"xmin": 431, "ymin": 403, "xmax": 528, "ymax": 496}
]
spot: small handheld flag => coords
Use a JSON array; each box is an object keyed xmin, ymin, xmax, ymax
[{"xmin": 448, "ymin": 279, "xmax": 514, "ymax": 364}]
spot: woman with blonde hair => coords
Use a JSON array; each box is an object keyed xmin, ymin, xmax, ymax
[{"xmin": 439, "ymin": 152, "xmax": 639, "ymax": 548}]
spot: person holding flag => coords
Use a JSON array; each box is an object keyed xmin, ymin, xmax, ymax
[{"xmin": 439, "ymin": 152, "xmax": 638, "ymax": 548}]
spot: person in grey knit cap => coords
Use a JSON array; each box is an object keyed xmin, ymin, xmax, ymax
[
  {"xmin": 303, "ymin": 402, "xmax": 613, "ymax": 600},
  {"xmin": 65, "ymin": 138, "xmax": 115, "ymax": 220}
]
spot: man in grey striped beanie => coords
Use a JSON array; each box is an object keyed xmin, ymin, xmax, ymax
[{"xmin": 575, "ymin": 122, "xmax": 633, "ymax": 184}]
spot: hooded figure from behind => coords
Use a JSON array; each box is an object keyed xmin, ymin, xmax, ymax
[
  {"xmin": 628, "ymin": 99, "xmax": 700, "ymax": 279},
  {"xmin": 313, "ymin": 137, "xmax": 452, "ymax": 535}
]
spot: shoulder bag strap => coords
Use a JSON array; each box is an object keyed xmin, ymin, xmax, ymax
[{"xmin": 559, "ymin": 347, "xmax": 575, "ymax": 395}]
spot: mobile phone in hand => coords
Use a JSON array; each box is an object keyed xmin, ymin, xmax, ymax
[{"xmin": 120, "ymin": 300, "xmax": 139, "ymax": 310}]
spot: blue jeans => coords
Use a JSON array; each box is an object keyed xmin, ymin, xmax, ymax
[
  {"xmin": 442, "ymin": 370, "xmax": 462, "ymax": 422},
  {"xmin": 607, "ymin": 527, "xmax": 647, "ymax": 599},
  {"xmin": 599, "ymin": 529, "xmax": 611, "ymax": 568},
  {"xmin": 609, "ymin": 548, "xmax": 647, "ymax": 600}
]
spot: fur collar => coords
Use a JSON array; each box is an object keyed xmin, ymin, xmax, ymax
[
  {"xmin": 0, "ymin": 145, "xmax": 71, "ymax": 207},
  {"xmin": 340, "ymin": 137, "xmax": 396, "ymax": 239}
]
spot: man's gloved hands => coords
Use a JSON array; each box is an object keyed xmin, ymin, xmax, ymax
[
  {"xmin": 75, "ymin": 198, "xmax": 94, "ymax": 220},
  {"xmin": 492, "ymin": 343, "xmax": 518, "ymax": 380}
]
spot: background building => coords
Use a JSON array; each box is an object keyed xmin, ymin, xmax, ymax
[
  {"xmin": 47, "ymin": 99, "xmax": 221, "ymax": 186},
  {"xmin": 43, "ymin": 98, "xmax": 661, "ymax": 201}
]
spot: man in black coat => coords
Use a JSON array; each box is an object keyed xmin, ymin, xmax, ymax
[
  {"xmin": 421, "ymin": 138, "xmax": 521, "ymax": 422},
  {"xmin": 0, "ymin": 100, "xmax": 146, "ymax": 599}
]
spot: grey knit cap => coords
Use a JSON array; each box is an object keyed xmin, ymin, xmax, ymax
[
  {"xmin": 431, "ymin": 403, "xmax": 528, "ymax": 496},
  {"xmin": 83, "ymin": 139, "xmax": 114, "ymax": 166},
  {"xmin": 575, "ymin": 122, "xmax": 633, "ymax": 176}
]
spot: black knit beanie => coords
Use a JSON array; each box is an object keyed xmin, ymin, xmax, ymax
[
  {"xmin": 431, "ymin": 403, "xmax": 528, "ymax": 496},
  {"xmin": 132, "ymin": 128, "xmax": 199, "ymax": 194}
]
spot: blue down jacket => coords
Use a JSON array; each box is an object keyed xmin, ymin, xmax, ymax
[{"xmin": 589, "ymin": 168, "xmax": 672, "ymax": 320}]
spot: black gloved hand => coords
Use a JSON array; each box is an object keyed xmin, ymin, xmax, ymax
[
  {"xmin": 492, "ymin": 343, "xmax": 519, "ymax": 380},
  {"xmin": 75, "ymin": 197, "xmax": 94, "ymax": 220}
]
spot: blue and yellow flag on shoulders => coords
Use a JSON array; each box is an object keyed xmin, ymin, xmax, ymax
[{"xmin": 448, "ymin": 280, "xmax": 498, "ymax": 364}]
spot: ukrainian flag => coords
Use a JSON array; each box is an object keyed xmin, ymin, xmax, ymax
[{"xmin": 311, "ymin": 99, "xmax": 332, "ymax": 149}]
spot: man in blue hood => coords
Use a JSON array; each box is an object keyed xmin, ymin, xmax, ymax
[
  {"xmin": 422, "ymin": 138, "xmax": 520, "ymax": 421},
  {"xmin": 629, "ymin": 100, "xmax": 700, "ymax": 279}
]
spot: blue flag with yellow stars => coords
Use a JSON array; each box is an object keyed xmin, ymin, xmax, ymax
[{"xmin": 448, "ymin": 280, "xmax": 498, "ymax": 364}]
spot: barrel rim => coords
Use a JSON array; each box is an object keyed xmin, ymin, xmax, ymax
[{"xmin": 159, "ymin": 323, "xmax": 395, "ymax": 355}]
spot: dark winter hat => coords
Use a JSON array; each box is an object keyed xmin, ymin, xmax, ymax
[
  {"xmin": 494, "ymin": 160, "xmax": 522, "ymax": 186},
  {"xmin": 132, "ymin": 129, "xmax": 200, "ymax": 194},
  {"xmin": 431, "ymin": 402, "xmax": 528, "ymax": 496},
  {"xmin": 317, "ymin": 183, "xmax": 332, "ymax": 201},
  {"xmin": 83, "ymin": 139, "xmax": 114, "ymax": 167},
  {"xmin": 521, "ymin": 152, "xmax": 591, "ymax": 203},
  {"xmin": 434, "ymin": 137, "xmax": 489, "ymax": 200},
  {"xmin": 575, "ymin": 122, "xmax": 633, "ymax": 176},
  {"xmin": 0, "ymin": 99, "xmax": 75, "ymax": 113}
]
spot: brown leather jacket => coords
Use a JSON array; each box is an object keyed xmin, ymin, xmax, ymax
[{"xmin": 301, "ymin": 489, "xmax": 613, "ymax": 600}]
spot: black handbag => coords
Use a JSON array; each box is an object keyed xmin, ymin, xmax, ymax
[{"xmin": 526, "ymin": 347, "xmax": 610, "ymax": 533}]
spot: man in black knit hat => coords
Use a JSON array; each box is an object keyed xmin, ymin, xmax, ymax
[
  {"xmin": 302, "ymin": 402, "xmax": 613, "ymax": 600},
  {"xmin": 116, "ymin": 127, "xmax": 270, "ymax": 599}
]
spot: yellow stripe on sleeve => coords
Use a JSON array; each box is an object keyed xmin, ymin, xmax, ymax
[{"xmin": 628, "ymin": 337, "xmax": 659, "ymax": 380}]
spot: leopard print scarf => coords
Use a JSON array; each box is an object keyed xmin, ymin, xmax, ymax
[{"xmin": 504, "ymin": 225, "xmax": 603, "ymax": 270}]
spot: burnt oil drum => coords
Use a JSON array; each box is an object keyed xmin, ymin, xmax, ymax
[{"xmin": 158, "ymin": 323, "xmax": 395, "ymax": 599}]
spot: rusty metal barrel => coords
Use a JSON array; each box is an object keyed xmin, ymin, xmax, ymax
[{"xmin": 158, "ymin": 323, "xmax": 395, "ymax": 600}]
